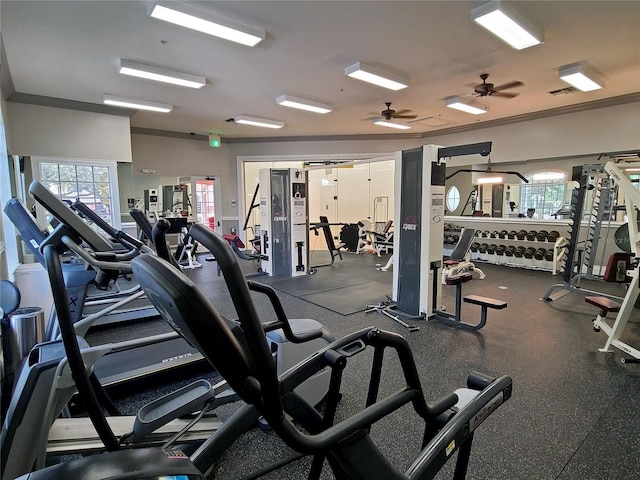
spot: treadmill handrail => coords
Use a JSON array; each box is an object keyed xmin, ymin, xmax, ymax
[{"xmin": 62, "ymin": 236, "xmax": 135, "ymax": 273}]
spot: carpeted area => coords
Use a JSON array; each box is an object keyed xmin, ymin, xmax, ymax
[{"xmin": 85, "ymin": 252, "xmax": 640, "ymax": 479}]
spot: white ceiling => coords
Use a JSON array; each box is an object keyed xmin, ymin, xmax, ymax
[{"xmin": 2, "ymin": 1, "xmax": 639, "ymax": 141}]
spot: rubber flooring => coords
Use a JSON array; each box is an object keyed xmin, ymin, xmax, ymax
[{"xmin": 117, "ymin": 251, "xmax": 640, "ymax": 479}]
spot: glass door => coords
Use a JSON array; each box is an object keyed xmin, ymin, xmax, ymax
[{"xmin": 193, "ymin": 177, "xmax": 216, "ymax": 230}]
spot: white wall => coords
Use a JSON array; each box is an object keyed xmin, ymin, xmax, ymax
[{"xmin": 6, "ymin": 103, "xmax": 132, "ymax": 161}]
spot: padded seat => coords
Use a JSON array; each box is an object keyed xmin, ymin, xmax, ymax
[
  {"xmin": 584, "ymin": 296, "xmax": 621, "ymax": 314},
  {"xmin": 464, "ymin": 295, "xmax": 508, "ymax": 310}
]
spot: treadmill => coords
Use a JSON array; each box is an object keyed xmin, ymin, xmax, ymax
[{"xmin": 5, "ymin": 186, "xmax": 208, "ymax": 393}]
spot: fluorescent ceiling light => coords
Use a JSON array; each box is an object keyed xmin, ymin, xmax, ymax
[
  {"xmin": 102, "ymin": 94, "xmax": 172, "ymax": 113},
  {"xmin": 149, "ymin": 1, "xmax": 265, "ymax": 47},
  {"xmin": 477, "ymin": 176, "xmax": 503, "ymax": 184},
  {"xmin": 345, "ymin": 62, "xmax": 409, "ymax": 91},
  {"xmin": 624, "ymin": 167, "xmax": 640, "ymax": 172},
  {"xmin": 445, "ymin": 96, "xmax": 487, "ymax": 115},
  {"xmin": 559, "ymin": 63, "xmax": 604, "ymax": 92},
  {"xmin": 276, "ymin": 95, "xmax": 332, "ymax": 114},
  {"xmin": 532, "ymin": 172, "xmax": 565, "ymax": 181},
  {"xmin": 471, "ymin": 0, "xmax": 543, "ymax": 50},
  {"xmin": 235, "ymin": 115, "xmax": 284, "ymax": 129},
  {"xmin": 373, "ymin": 119, "xmax": 411, "ymax": 130},
  {"xmin": 119, "ymin": 59, "xmax": 206, "ymax": 89}
]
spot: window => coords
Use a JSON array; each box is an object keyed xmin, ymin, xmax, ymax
[
  {"xmin": 520, "ymin": 171, "xmax": 567, "ymax": 219},
  {"xmin": 32, "ymin": 157, "xmax": 121, "ymax": 229},
  {"xmin": 446, "ymin": 186, "xmax": 461, "ymax": 212}
]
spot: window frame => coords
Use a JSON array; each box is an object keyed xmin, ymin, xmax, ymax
[
  {"xmin": 31, "ymin": 156, "xmax": 121, "ymax": 230},
  {"xmin": 520, "ymin": 170, "xmax": 567, "ymax": 219}
]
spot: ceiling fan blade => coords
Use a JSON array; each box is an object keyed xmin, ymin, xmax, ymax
[
  {"xmin": 393, "ymin": 109, "xmax": 412, "ymax": 115},
  {"xmin": 493, "ymin": 80, "xmax": 524, "ymax": 91},
  {"xmin": 361, "ymin": 115, "xmax": 382, "ymax": 121},
  {"xmin": 394, "ymin": 114, "xmax": 418, "ymax": 119},
  {"xmin": 491, "ymin": 91, "xmax": 519, "ymax": 99}
]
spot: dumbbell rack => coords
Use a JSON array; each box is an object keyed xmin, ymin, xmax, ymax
[{"xmin": 468, "ymin": 229, "xmax": 560, "ymax": 272}]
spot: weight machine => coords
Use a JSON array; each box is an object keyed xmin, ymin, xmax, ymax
[
  {"xmin": 259, "ymin": 168, "xmax": 309, "ymax": 277},
  {"xmin": 369, "ymin": 143, "xmax": 506, "ymax": 331},
  {"xmin": 588, "ymin": 161, "xmax": 640, "ymax": 363}
]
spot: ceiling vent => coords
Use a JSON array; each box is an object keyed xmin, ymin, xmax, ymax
[
  {"xmin": 548, "ymin": 86, "xmax": 578, "ymax": 96},
  {"xmin": 411, "ymin": 116, "xmax": 454, "ymax": 127}
]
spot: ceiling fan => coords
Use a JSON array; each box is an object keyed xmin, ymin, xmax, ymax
[
  {"xmin": 473, "ymin": 73, "xmax": 524, "ymax": 99},
  {"xmin": 365, "ymin": 102, "xmax": 418, "ymax": 121}
]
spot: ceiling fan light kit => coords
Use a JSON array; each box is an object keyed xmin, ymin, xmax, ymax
[
  {"xmin": 471, "ymin": 0, "xmax": 543, "ymax": 50},
  {"xmin": 276, "ymin": 95, "xmax": 332, "ymax": 114},
  {"xmin": 234, "ymin": 115, "xmax": 284, "ymax": 129},
  {"xmin": 149, "ymin": 1, "xmax": 265, "ymax": 47},
  {"xmin": 119, "ymin": 59, "xmax": 206, "ymax": 89},
  {"xmin": 559, "ymin": 63, "xmax": 604, "ymax": 91},
  {"xmin": 344, "ymin": 62, "xmax": 409, "ymax": 90},
  {"xmin": 445, "ymin": 96, "xmax": 487, "ymax": 115},
  {"xmin": 102, "ymin": 94, "xmax": 173, "ymax": 113}
]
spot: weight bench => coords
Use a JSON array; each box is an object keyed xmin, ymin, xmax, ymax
[
  {"xmin": 433, "ymin": 273, "xmax": 507, "ymax": 331},
  {"xmin": 442, "ymin": 228, "xmax": 485, "ymax": 283}
]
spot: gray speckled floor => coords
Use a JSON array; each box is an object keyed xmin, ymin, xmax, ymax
[{"xmin": 104, "ymin": 251, "xmax": 640, "ymax": 479}]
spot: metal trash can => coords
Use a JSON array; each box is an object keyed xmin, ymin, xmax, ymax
[{"xmin": 1, "ymin": 307, "xmax": 45, "ymax": 388}]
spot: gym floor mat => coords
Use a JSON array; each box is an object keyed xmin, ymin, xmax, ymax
[
  {"xmin": 299, "ymin": 281, "xmax": 391, "ymax": 315},
  {"xmin": 268, "ymin": 274, "xmax": 370, "ymax": 297}
]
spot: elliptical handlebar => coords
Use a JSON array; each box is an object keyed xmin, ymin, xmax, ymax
[{"xmin": 72, "ymin": 199, "xmax": 146, "ymax": 251}]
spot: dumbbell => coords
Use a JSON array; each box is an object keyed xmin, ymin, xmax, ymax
[
  {"xmin": 495, "ymin": 244, "xmax": 506, "ymax": 255},
  {"xmin": 544, "ymin": 249, "xmax": 554, "ymax": 261},
  {"xmin": 483, "ymin": 230, "xmax": 491, "ymax": 238},
  {"xmin": 526, "ymin": 230, "xmax": 537, "ymax": 241},
  {"xmin": 489, "ymin": 231, "xmax": 499, "ymax": 239},
  {"xmin": 513, "ymin": 246, "xmax": 527, "ymax": 258},
  {"xmin": 479, "ymin": 243, "xmax": 489, "ymax": 253},
  {"xmin": 523, "ymin": 247, "xmax": 536, "ymax": 259},
  {"xmin": 487, "ymin": 244, "xmax": 497, "ymax": 254},
  {"xmin": 504, "ymin": 245, "xmax": 516, "ymax": 257},
  {"xmin": 536, "ymin": 230, "xmax": 548, "ymax": 242},
  {"xmin": 498, "ymin": 230, "xmax": 509, "ymax": 239},
  {"xmin": 547, "ymin": 231, "xmax": 560, "ymax": 242},
  {"xmin": 470, "ymin": 243, "xmax": 480, "ymax": 252},
  {"xmin": 475, "ymin": 230, "xmax": 482, "ymax": 237},
  {"xmin": 452, "ymin": 235, "xmax": 459, "ymax": 244},
  {"xmin": 534, "ymin": 248, "xmax": 547, "ymax": 260},
  {"xmin": 508, "ymin": 230, "xmax": 517, "ymax": 240},
  {"xmin": 516, "ymin": 230, "xmax": 527, "ymax": 240}
]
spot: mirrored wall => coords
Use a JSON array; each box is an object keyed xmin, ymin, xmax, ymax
[{"xmin": 242, "ymin": 158, "xmax": 395, "ymax": 244}]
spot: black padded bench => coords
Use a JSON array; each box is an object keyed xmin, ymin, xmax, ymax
[{"xmin": 463, "ymin": 295, "xmax": 508, "ymax": 330}]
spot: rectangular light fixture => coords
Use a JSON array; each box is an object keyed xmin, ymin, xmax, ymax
[
  {"xmin": 102, "ymin": 94, "xmax": 172, "ymax": 113},
  {"xmin": 559, "ymin": 63, "xmax": 604, "ymax": 92},
  {"xmin": 471, "ymin": 0, "xmax": 543, "ymax": 50},
  {"xmin": 373, "ymin": 119, "xmax": 411, "ymax": 130},
  {"xmin": 477, "ymin": 176, "xmax": 503, "ymax": 184},
  {"xmin": 149, "ymin": 1, "xmax": 265, "ymax": 47},
  {"xmin": 276, "ymin": 95, "xmax": 332, "ymax": 114},
  {"xmin": 532, "ymin": 172, "xmax": 565, "ymax": 181},
  {"xmin": 445, "ymin": 96, "xmax": 487, "ymax": 115},
  {"xmin": 119, "ymin": 59, "xmax": 206, "ymax": 89},
  {"xmin": 344, "ymin": 62, "xmax": 409, "ymax": 90},
  {"xmin": 234, "ymin": 115, "xmax": 284, "ymax": 129},
  {"xmin": 624, "ymin": 167, "xmax": 640, "ymax": 172}
]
